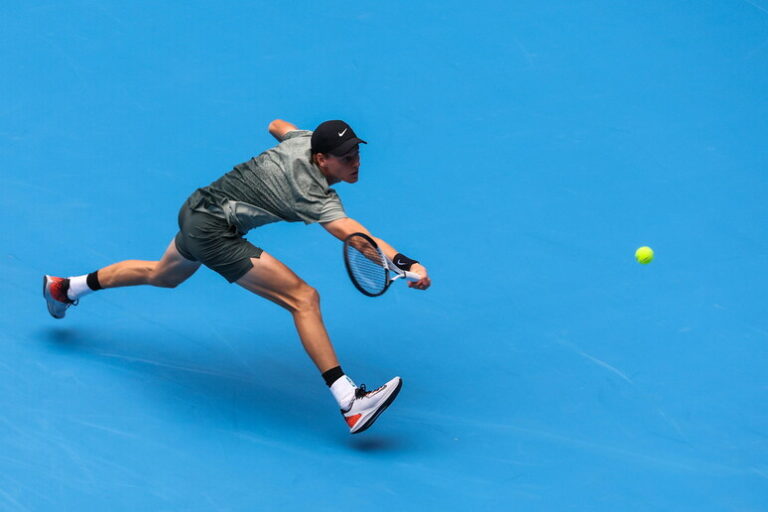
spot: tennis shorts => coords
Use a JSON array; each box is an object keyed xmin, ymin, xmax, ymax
[{"xmin": 174, "ymin": 200, "xmax": 263, "ymax": 283}]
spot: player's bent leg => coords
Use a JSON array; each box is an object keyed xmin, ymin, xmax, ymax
[
  {"xmin": 235, "ymin": 251, "xmax": 403, "ymax": 434},
  {"xmin": 235, "ymin": 251, "xmax": 340, "ymax": 373}
]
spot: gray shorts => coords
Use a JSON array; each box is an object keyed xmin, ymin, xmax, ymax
[{"xmin": 174, "ymin": 202, "xmax": 263, "ymax": 283}]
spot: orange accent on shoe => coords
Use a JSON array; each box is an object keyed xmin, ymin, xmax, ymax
[
  {"xmin": 345, "ymin": 414, "xmax": 362, "ymax": 428},
  {"xmin": 49, "ymin": 277, "xmax": 71, "ymax": 303}
]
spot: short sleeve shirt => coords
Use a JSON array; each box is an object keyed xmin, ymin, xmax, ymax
[{"xmin": 186, "ymin": 130, "xmax": 347, "ymax": 234}]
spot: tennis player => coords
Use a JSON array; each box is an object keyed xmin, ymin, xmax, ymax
[{"xmin": 43, "ymin": 119, "xmax": 431, "ymax": 434}]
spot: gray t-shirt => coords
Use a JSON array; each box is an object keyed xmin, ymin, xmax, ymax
[{"xmin": 186, "ymin": 130, "xmax": 347, "ymax": 234}]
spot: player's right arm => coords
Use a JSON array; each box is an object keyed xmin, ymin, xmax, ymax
[
  {"xmin": 322, "ymin": 217, "xmax": 431, "ymax": 290},
  {"xmin": 268, "ymin": 119, "xmax": 299, "ymax": 141},
  {"xmin": 322, "ymin": 217, "xmax": 397, "ymax": 258}
]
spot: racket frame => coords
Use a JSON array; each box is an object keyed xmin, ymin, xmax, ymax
[
  {"xmin": 343, "ymin": 232, "xmax": 423, "ymax": 297},
  {"xmin": 343, "ymin": 232, "xmax": 390, "ymax": 297}
]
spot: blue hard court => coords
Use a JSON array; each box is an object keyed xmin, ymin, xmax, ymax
[{"xmin": 1, "ymin": 1, "xmax": 766, "ymax": 510}]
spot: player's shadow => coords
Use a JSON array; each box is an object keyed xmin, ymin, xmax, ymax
[{"xmin": 42, "ymin": 326, "xmax": 414, "ymax": 453}]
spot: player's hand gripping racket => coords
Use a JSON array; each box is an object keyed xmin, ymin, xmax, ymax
[{"xmin": 343, "ymin": 232, "xmax": 422, "ymax": 297}]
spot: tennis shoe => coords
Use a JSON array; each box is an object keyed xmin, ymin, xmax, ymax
[
  {"xmin": 342, "ymin": 377, "xmax": 402, "ymax": 434},
  {"xmin": 43, "ymin": 275, "xmax": 77, "ymax": 319}
]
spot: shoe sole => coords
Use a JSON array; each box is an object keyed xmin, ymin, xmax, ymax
[
  {"xmin": 43, "ymin": 275, "xmax": 64, "ymax": 319},
  {"xmin": 351, "ymin": 378, "xmax": 403, "ymax": 434}
]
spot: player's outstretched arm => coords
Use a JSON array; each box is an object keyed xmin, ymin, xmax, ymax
[
  {"xmin": 322, "ymin": 217, "xmax": 395, "ymax": 257},
  {"xmin": 321, "ymin": 217, "xmax": 431, "ymax": 290},
  {"xmin": 268, "ymin": 119, "xmax": 299, "ymax": 141}
]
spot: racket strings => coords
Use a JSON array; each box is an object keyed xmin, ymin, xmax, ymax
[{"xmin": 345, "ymin": 238, "xmax": 388, "ymax": 295}]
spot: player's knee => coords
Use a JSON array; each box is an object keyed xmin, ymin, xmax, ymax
[
  {"xmin": 149, "ymin": 277, "xmax": 179, "ymax": 288},
  {"xmin": 292, "ymin": 283, "xmax": 320, "ymax": 313},
  {"xmin": 148, "ymin": 270, "xmax": 181, "ymax": 288}
]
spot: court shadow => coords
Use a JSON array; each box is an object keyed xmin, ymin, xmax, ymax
[
  {"xmin": 46, "ymin": 326, "xmax": 89, "ymax": 347},
  {"xmin": 43, "ymin": 326, "xmax": 322, "ymax": 419},
  {"xmin": 347, "ymin": 436, "xmax": 409, "ymax": 452},
  {"xmin": 41, "ymin": 326, "xmax": 415, "ymax": 453}
]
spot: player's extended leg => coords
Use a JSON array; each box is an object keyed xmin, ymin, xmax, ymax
[
  {"xmin": 234, "ymin": 251, "xmax": 338, "ymax": 373},
  {"xmin": 43, "ymin": 239, "xmax": 200, "ymax": 319},
  {"xmin": 97, "ymin": 239, "xmax": 201, "ymax": 289}
]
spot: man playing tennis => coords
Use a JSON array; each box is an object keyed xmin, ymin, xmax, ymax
[{"xmin": 42, "ymin": 119, "xmax": 431, "ymax": 434}]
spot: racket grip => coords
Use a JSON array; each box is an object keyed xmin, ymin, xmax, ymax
[{"xmin": 404, "ymin": 270, "xmax": 422, "ymax": 281}]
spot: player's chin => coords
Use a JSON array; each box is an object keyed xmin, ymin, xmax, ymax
[{"xmin": 347, "ymin": 173, "xmax": 359, "ymax": 183}]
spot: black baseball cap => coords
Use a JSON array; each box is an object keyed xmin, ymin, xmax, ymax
[{"xmin": 311, "ymin": 120, "xmax": 367, "ymax": 156}]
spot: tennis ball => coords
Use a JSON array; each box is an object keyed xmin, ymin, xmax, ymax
[{"xmin": 635, "ymin": 246, "xmax": 654, "ymax": 264}]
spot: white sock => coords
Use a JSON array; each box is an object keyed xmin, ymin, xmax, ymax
[
  {"xmin": 67, "ymin": 275, "xmax": 95, "ymax": 301},
  {"xmin": 330, "ymin": 375, "xmax": 357, "ymax": 410}
]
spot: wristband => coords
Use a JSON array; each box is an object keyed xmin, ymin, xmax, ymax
[{"xmin": 393, "ymin": 253, "xmax": 419, "ymax": 271}]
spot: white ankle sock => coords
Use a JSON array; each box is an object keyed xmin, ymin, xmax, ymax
[
  {"xmin": 330, "ymin": 375, "xmax": 357, "ymax": 410},
  {"xmin": 67, "ymin": 275, "xmax": 95, "ymax": 301}
]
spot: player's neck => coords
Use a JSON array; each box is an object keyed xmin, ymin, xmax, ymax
[{"xmin": 313, "ymin": 158, "xmax": 339, "ymax": 185}]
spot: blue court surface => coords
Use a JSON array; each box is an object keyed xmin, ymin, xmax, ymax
[{"xmin": 2, "ymin": 1, "xmax": 767, "ymax": 510}]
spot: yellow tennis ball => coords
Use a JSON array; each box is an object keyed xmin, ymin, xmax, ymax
[{"xmin": 635, "ymin": 246, "xmax": 654, "ymax": 264}]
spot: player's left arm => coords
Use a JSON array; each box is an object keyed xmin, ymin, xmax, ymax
[
  {"xmin": 268, "ymin": 119, "xmax": 300, "ymax": 141},
  {"xmin": 321, "ymin": 217, "xmax": 431, "ymax": 290}
]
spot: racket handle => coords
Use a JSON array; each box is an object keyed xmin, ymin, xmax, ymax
[{"xmin": 404, "ymin": 270, "xmax": 422, "ymax": 281}]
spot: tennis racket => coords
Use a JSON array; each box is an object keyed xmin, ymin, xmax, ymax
[{"xmin": 343, "ymin": 232, "xmax": 422, "ymax": 297}]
